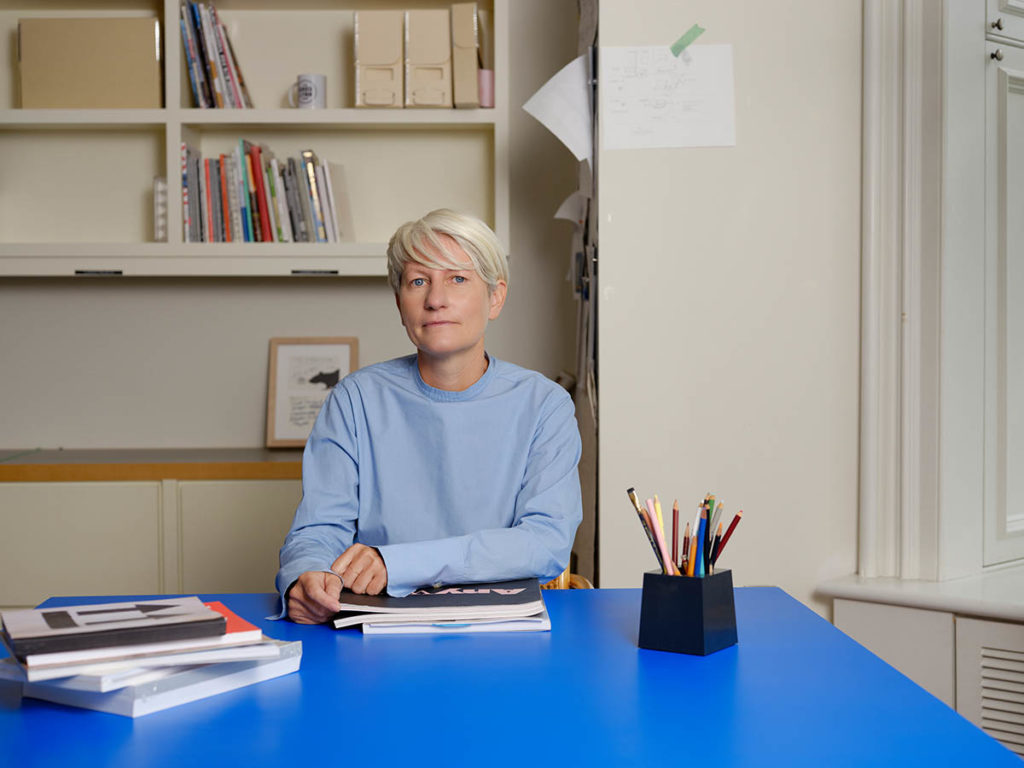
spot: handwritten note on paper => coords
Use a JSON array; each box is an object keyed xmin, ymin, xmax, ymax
[{"xmin": 600, "ymin": 45, "xmax": 736, "ymax": 151}]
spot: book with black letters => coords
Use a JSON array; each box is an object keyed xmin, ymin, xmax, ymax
[
  {"xmin": 1, "ymin": 597, "xmax": 226, "ymax": 660},
  {"xmin": 330, "ymin": 578, "xmax": 550, "ymax": 634}
]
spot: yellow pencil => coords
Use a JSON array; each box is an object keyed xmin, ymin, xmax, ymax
[{"xmin": 653, "ymin": 494, "xmax": 665, "ymax": 540}]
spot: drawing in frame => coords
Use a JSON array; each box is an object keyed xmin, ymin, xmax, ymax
[{"xmin": 266, "ymin": 336, "xmax": 358, "ymax": 448}]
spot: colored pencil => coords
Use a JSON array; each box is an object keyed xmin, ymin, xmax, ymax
[
  {"xmin": 713, "ymin": 510, "xmax": 744, "ymax": 565},
  {"xmin": 695, "ymin": 509, "xmax": 707, "ymax": 577},
  {"xmin": 647, "ymin": 497, "xmax": 679, "ymax": 575}
]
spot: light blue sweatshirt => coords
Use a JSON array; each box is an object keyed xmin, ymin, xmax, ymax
[{"xmin": 275, "ymin": 354, "xmax": 583, "ymax": 612}]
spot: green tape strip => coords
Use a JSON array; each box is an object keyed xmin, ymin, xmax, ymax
[
  {"xmin": 0, "ymin": 448, "xmax": 43, "ymax": 463},
  {"xmin": 670, "ymin": 24, "xmax": 705, "ymax": 56}
]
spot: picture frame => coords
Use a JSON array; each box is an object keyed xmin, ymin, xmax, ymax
[{"xmin": 266, "ymin": 336, "xmax": 358, "ymax": 448}]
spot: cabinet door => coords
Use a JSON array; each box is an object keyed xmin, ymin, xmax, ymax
[
  {"xmin": 989, "ymin": 0, "xmax": 1024, "ymax": 45},
  {"xmin": 833, "ymin": 599, "xmax": 955, "ymax": 706},
  {"xmin": 178, "ymin": 480, "xmax": 301, "ymax": 593},
  {"xmin": 984, "ymin": 40, "xmax": 1024, "ymax": 565},
  {"xmin": 0, "ymin": 482, "xmax": 163, "ymax": 609},
  {"xmin": 956, "ymin": 616, "xmax": 1024, "ymax": 757}
]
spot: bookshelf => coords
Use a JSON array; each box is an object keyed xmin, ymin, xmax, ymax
[{"xmin": 0, "ymin": 0, "xmax": 508, "ymax": 277}]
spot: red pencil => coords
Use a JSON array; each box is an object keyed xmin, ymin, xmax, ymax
[{"xmin": 713, "ymin": 510, "xmax": 743, "ymax": 565}]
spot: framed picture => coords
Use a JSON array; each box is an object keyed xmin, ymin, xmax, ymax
[{"xmin": 266, "ymin": 337, "xmax": 358, "ymax": 448}]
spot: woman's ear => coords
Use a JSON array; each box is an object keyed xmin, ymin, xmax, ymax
[{"xmin": 488, "ymin": 281, "xmax": 508, "ymax": 320}]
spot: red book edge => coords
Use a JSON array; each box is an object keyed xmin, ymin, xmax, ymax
[
  {"xmin": 203, "ymin": 601, "xmax": 261, "ymax": 640},
  {"xmin": 203, "ymin": 158, "xmax": 214, "ymax": 243},
  {"xmin": 249, "ymin": 144, "xmax": 273, "ymax": 242},
  {"xmin": 218, "ymin": 154, "xmax": 231, "ymax": 242}
]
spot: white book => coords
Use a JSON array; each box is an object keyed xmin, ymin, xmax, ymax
[
  {"xmin": 363, "ymin": 606, "xmax": 551, "ymax": 635},
  {"xmin": 0, "ymin": 638, "xmax": 282, "ymax": 685},
  {"xmin": 22, "ymin": 640, "xmax": 301, "ymax": 718},
  {"xmin": 224, "ymin": 156, "xmax": 244, "ymax": 243},
  {"xmin": 319, "ymin": 159, "xmax": 340, "ymax": 242}
]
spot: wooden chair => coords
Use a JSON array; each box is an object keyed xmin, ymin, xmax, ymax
[{"xmin": 541, "ymin": 567, "xmax": 594, "ymax": 590}]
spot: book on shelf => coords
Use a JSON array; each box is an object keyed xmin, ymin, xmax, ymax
[
  {"xmin": 20, "ymin": 640, "xmax": 302, "ymax": 718},
  {"xmin": 181, "ymin": 141, "xmax": 348, "ymax": 243},
  {"xmin": 1, "ymin": 597, "xmax": 226, "ymax": 660},
  {"xmin": 331, "ymin": 578, "xmax": 551, "ymax": 634},
  {"xmin": 181, "ymin": 1, "xmax": 252, "ymax": 109}
]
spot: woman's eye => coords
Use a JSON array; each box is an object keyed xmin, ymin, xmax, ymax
[
  {"xmin": 453, "ymin": 275, "xmax": 467, "ymax": 284},
  {"xmin": 411, "ymin": 278, "xmax": 426, "ymax": 287}
]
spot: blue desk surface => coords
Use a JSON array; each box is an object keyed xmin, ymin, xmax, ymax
[{"xmin": 0, "ymin": 587, "xmax": 1016, "ymax": 767}]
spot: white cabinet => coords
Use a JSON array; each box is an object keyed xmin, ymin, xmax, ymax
[
  {"xmin": 831, "ymin": 594, "xmax": 1024, "ymax": 758},
  {"xmin": 0, "ymin": 453, "xmax": 302, "ymax": 608},
  {"xmin": 984, "ymin": 38, "xmax": 1024, "ymax": 565},
  {"xmin": 833, "ymin": 598, "xmax": 955, "ymax": 706},
  {"xmin": 0, "ymin": 0, "xmax": 508, "ymax": 276},
  {"xmin": 177, "ymin": 479, "xmax": 300, "ymax": 593},
  {"xmin": 0, "ymin": 482, "xmax": 164, "ymax": 610},
  {"xmin": 957, "ymin": 617, "xmax": 1024, "ymax": 757}
]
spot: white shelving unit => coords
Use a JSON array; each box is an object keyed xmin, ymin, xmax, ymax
[{"xmin": 0, "ymin": 0, "xmax": 508, "ymax": 277}]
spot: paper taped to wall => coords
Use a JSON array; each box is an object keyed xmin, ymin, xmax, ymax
[
  {"xmin": 523, "ymin": 53, "xmax": 593, "ymax": 166},
  {"xmin": 600, "ymin": 44, "xmax": 736, "ymax": 151}
]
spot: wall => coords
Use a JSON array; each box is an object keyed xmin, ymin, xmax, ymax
[
  {"xmin": 597, "ymin": 0, "xmax": 862, "ymax": 615},
  {"xmin": 0, "ymin": 1, "xmax": 580, "ymax": 450}
]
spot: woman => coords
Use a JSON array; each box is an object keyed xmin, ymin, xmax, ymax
[{"xmin": 277, "ymin": 209, "xmax": 582, "ymax": 624}]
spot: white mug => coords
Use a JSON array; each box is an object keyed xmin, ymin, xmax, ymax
[{"xmin": 288, "ymin": 74, "xmax": 326, "ymax": 109}]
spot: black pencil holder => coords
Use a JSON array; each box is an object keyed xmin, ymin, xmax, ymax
[{"xmin": 638, "ymin": 569, "xmax": 738, "ymax": 656}]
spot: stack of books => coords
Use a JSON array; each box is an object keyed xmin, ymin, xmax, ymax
[
  {"xmin": 181, "ymin": 142, "xmax": 346, "ymax": 243},
  {"xmin": 332, "ymin": 578, "xmax": 551, "ymax": 634},
  {"xmin": 180, "ymin": 1, "xmax": 252, "ymax": 108},
  {"xmin": 0, "ymin": 597, "xmax": 300, "ymax": 718}
]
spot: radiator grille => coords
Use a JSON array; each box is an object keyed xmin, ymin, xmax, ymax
[{"xmin": 980, "ymin": 644, "xmax": 1024, "ymax": 757}]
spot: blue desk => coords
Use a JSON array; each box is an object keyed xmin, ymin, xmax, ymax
[{"xmin": 0, "ymin": 588, "xmax": 1016, "ymax": 766}]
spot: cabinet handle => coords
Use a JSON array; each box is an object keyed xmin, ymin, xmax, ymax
[
  {"xmin": 992, "ymin": 48, "xmax": 1005, "ymax": 61},
  {"xmin": 992, "ymin": 18, "xmax": 1004, "ymax": 31}
]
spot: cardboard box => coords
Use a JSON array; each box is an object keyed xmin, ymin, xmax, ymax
[
  {"xmin": 19, "ymin": 17, "xmax": 162, "ymax": 108},
  {"xmin": 354, "ymin": 10, "xmax": 404, "ymax": 108},
  {"xmin": 404, "ymin": 9, "xmax": 452, "ymax": 108},
  {"xmin": 451, "ymin": 3, "xmax": 479, "ymax": 109}
]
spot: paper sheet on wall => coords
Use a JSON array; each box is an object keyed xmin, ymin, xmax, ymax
[
  {"xmin": 600, "ymin": 44, "xmax": 736, "ymax": 150},
  {"xmin": 522, "ymin": 53, "xmax": 593, "ymax": 166}
]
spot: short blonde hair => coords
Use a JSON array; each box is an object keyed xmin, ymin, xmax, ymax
[{"xmin": 386, "ymin": 209, "xmax": 509, "ymax": 294}]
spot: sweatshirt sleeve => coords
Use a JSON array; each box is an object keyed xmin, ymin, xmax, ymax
[
  {"xmin": 376, "ymin": 391, "xmax": 583, "ymax": 597},
  {"xmin": 273, "ymin": 385, "xmax": 361, "ymax": 616}
]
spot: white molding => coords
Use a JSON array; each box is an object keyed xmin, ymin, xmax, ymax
[{"xmin": 859, "ymin": 0, "xmax": 904, "ymax": 578}]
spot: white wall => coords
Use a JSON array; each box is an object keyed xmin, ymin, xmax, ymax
[
  {"xmin": 0, "ymin": 1, "xmax": 580, "ymax": 450},
  {"xmin": 597, "ymin": 0, "xmax": 862, "ymax": 615}
]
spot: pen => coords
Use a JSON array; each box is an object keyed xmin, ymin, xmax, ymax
[
  {"xmin": 681, "ymin": 521, "xmax": 690, "ymax": 572},
  {"xmin": 672, "ymin": 499, "xmax": 679, "ymax": 565},
  {"xmin": 709, "ymin": 522, "xmax": 723, "ymax": 572},
  {"xmin": 626, "ymin": 487, "xmax": 666, "ymax": 572}
]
